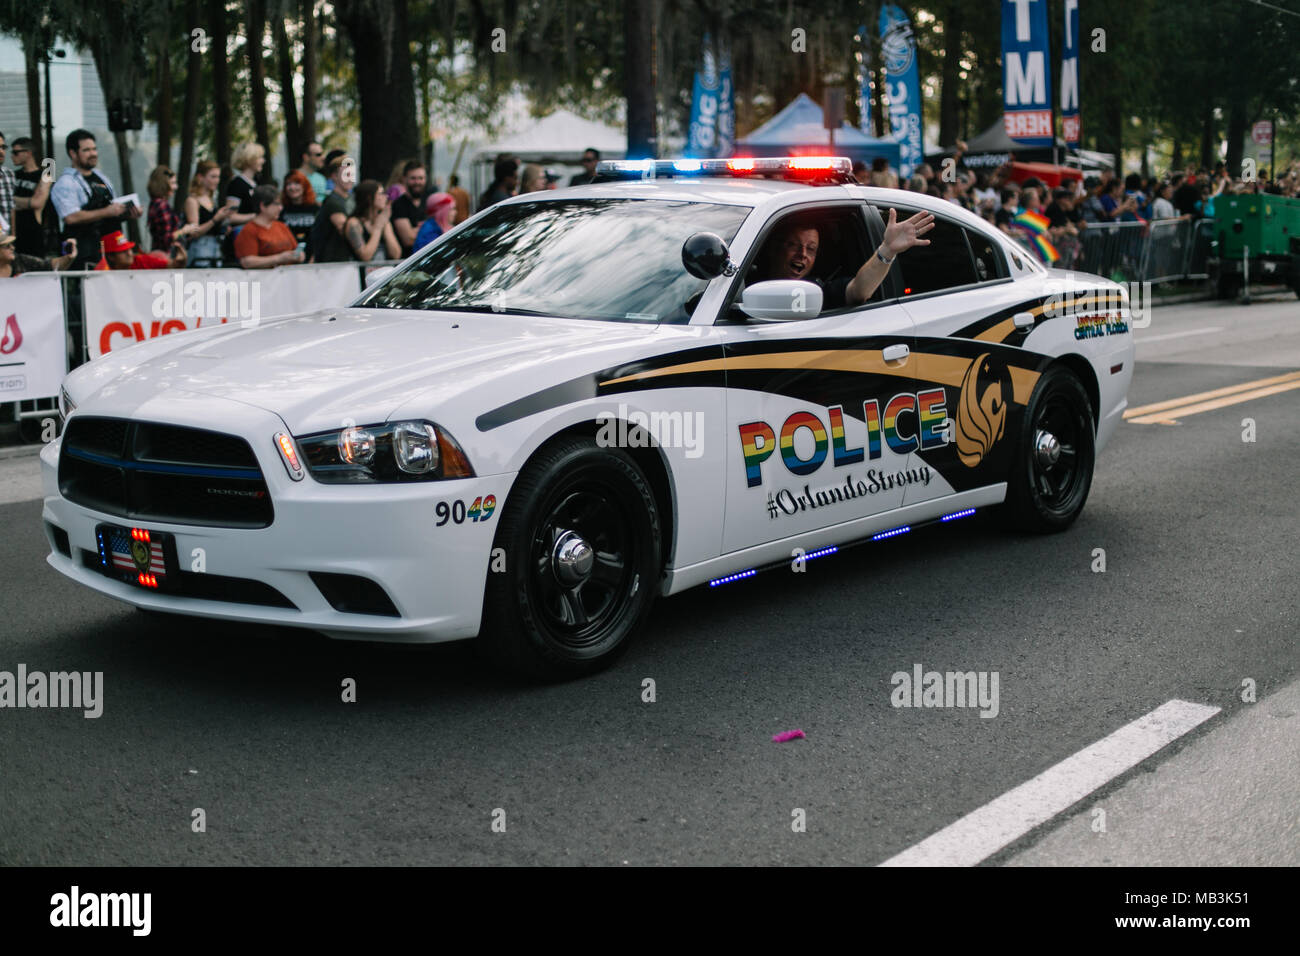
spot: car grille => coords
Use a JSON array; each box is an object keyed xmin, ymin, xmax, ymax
[{"xmin": 59, "ymin": 417, "xmax": 274, "ymax": 528}]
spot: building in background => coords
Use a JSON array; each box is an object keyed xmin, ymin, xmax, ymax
[{"xmin": 0, "ymin": 33, "xmax": 159, "ymax": 200}]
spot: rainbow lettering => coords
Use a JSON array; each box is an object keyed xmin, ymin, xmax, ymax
[
  {"xmin": 883, "ymin": 393, "xmax": 918, "ymax": 454},
  {"xmin": 828, "ymin": 405, "xmax": 864, "ymax": 466},
  {"xmin": 780, "ymin": 411, "xmax": 828, "ymax": 476},
  {"xmin": 737, "ymin": 388, "xmax": 949, "ymax": 487},
  {"xmin": 739, "ymin": 421, "xmax": 776, "ymax": 487},
  {"xmin": 917, "ymin": 387, "xmax": 948, "ymax": 448}
]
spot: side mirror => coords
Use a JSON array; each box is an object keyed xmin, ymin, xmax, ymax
[
  {"xmin": 682, "ymin": 232, "xmax": 736, "ymax": 280},
  {"xmin": 737, "ymin": 280, "xmax": 823, "ymax": 321},
  {"xmin": 365, "ymin": 265, "xmax": 396, "ymax": 288}
]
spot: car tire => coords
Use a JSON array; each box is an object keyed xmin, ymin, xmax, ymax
[
  {"xmin": 1003, "ymin": 365, "xmax": 1096, "ymax": 533},
  {"xmin": 480, "ymin": 435, "xmax": 661, "ymax": 680}
]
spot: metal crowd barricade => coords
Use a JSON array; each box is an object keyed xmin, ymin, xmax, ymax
[{"xmin": 1076, "ymin": 220, "xmax": 1148, "ymax": 282}]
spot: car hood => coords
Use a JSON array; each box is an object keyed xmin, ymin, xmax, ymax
[{"xmin": 67, "ymin": 308, "xmax": 664, "ymax": 434}]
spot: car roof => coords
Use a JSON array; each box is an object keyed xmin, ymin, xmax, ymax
[{"xmin": 490, "ymin": 177, "xmax": 1039, "ymax": 271}]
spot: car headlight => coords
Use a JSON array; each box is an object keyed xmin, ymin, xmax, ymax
[
  {"xmin": 294, "ymin": 420, "xmax": 474, "ymax": 483},
  {"xmin": 57, "ymin": 386, "xmax": 76, "ymax": 425}
]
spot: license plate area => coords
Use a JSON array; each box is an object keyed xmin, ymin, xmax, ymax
[{"xmin": 95, "ymin": 523, "xmax": 177, "ymax": 590}]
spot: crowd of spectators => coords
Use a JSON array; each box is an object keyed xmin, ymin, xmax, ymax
[
  {"xmin": 855, "ymin": 144, "xmax": 1300, "ymax": 268},
  {"xmin": 0, "ymin": 127, "xmax": 480, "ymax": 275},
  {"xmin": 5, "ymin": 122, "xmax": 1298, "ymax": 277}
]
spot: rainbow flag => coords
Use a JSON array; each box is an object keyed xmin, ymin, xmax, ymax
[{"xmin": 1012, "ymin": 210, "xmax": 1059, "ymax": 264}]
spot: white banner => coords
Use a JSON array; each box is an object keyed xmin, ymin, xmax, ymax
[
  {"xmin": 0, "ymin": 274, "xmax": 67, "ymax": 402},
  {"xmin": 83, "ymin": 264, "xmax": 362, "ymax": 359}
]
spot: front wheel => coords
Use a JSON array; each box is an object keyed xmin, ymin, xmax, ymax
[
  {"xmin": 1004, "ymin": 365, "xmax": 1096, "ymax": 533},
  {"xmin": 480, "ymin": 436, "xmax": 661, "ymax": 679}
]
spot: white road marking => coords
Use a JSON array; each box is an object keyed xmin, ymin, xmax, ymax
[
  {"xmin": 878, "ymin": 699, "xmax": 1221, "ymax": 867},
  {"xmin": 1135, "ymin": 326, "xmax": 1224, "ymax": 344}
]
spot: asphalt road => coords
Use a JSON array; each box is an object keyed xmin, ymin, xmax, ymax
[{"xmin": 1, "ymin": 295, "xmax": 1297, "ymax": 865}]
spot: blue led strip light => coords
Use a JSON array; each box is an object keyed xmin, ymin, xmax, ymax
[
  {"xmin": 804, "ymin": 546, "xmax": 839, "ymax": 561},
  {"xmin": 872, "ymin": 525, "xmax": 911, "ymax": 541},
  {"xmin": 709, "ymin": 569, "xmax": 757, "ymax": 588},
  {"xmin": 940, "ymin": 508, "xmax": 976, "ymax": 522}
]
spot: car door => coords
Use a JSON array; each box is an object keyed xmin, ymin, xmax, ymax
[
  {"xmin": 717, "ymin": 201, "xmax": 923, "ymax": 555},
  {"xmin": 872, "ymin": 200, "xmax": 1042, "ymax": 509}
]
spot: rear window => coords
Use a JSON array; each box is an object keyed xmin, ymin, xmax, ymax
[{"xmin": 356, "ymin": 198, "xmax": 750, "ymax": 323}]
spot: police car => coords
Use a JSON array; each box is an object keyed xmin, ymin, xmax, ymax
[{"xmin": 42, "ymin": 158, "xmax": 1134, "ymax": 678}]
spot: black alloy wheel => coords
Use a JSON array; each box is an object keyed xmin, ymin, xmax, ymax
[{"xmin": 481, "ymin": 436, "xmax": 661, "ymax": 679}]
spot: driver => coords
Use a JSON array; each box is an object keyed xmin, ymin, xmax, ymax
[{"xmin": 757, "ymin": 207, "xmax": 935, "ymax": 309}]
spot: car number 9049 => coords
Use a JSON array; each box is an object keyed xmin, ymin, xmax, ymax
[{"xmin": 436, "ymin": 495, "xmax": 497, "ymax": 526}]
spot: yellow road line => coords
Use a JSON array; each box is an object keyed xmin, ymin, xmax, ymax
[
  {"xmin": 1127, "ymin": 379, "xmax": 1300, "ymax": 424},
  {"xmin": 1123, "ymin": 370, "xmax": 1300, "ymax": 419}
]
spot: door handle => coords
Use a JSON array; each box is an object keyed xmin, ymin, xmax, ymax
[
  {"xmin": 882, "ymin": 343, "xmax": 910, "ymax": 363},
  {"xmin": 1013, "ymin": 311, "xmax": 1036, "ymax": 329}
]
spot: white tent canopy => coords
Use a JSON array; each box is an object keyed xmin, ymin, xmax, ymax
[{"xmin": 473, "ymin": 109, "xmax": 626, "ymax": 164}]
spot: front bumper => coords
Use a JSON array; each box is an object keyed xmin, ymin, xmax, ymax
[{"xmin": 40, "ymin": 412, "xmax": 513, "ymax": 644}]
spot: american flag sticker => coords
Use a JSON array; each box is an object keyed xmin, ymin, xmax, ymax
[{"xmin": 104, "ymin": 526, "xmax": 166, "ymax": 584}]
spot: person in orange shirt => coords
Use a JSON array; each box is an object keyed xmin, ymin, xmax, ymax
[{"xmin": 234, "ymin": 185, "xmax": 306, "ymax": 269}]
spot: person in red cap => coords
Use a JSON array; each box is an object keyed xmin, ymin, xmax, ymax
[{"xmin": 103, "ymin": 229, "xmax": 187, "ymax": 270}]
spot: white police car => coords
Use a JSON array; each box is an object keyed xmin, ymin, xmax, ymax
[{"xmin": 42, "ymin": 158, "xmax": 1133, "ymax": 678}]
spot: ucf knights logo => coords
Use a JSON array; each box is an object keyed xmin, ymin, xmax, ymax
[
  {"xmin": 131, "ymin": 538, "xmax": 151, "ymax": 570},
  {"xmin": 954, "ymin": 352, "xmax": 1012, "ymax": 468}
]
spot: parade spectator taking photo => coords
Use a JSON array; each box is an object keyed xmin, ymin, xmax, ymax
[
  {"xmin": 51, "ymin": 129, "xmax": 141, "ymax": 269},
  {"xmin": 0, "ymin": 231, "xmax": 76, "ymax": 277},
  {"xmin": 235, "ymin": 184, "xmax": 305, "ymax": 268}
]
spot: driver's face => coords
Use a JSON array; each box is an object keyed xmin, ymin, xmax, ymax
[{"xmin": 768, "ymin": 227, "xmax": 818, "ymax": 279}]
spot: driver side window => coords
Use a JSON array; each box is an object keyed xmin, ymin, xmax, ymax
[{"xmin": 734, "ymin": 205, "xmax": 878, "ymax": 318}]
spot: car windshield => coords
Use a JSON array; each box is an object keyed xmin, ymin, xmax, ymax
[{"xmin": 355, "ymin": 198, "xmax": 750, "ymax": 323}]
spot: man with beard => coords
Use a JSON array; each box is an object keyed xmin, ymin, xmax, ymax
[
  {"xmin": 754, "ymin": 207, "xmax": 935, "ymax": 310},
  {"xmin": 389, "ymin": 160, "xmax": 428, "ymax": 257}
]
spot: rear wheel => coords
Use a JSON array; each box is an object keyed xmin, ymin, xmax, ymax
[
  {"xmin": 1004, "ymin": 365, "xmax": 1096, "ymax": 533},
  {"xmin": 480, "ymin": 436, "xmax": 661, "ymax": 679}
]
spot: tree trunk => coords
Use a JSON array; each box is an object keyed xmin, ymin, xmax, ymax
[
  {"xmin": 156, "ymin": 39, "xmax": 173, "ymax": 167},
  {"xmin": 210, "ymin": 0, "xmax": 231, "ymax": 171},
  {"xmin": 300, "ymin": 0, "xmax": 318, "ymax": 144},
  {"xmin": 1200, "ymin": 107, "xmax": 1215, "ymax": 169},
  {"xmin": 273, "ymin": 16, "xmax": 301, "ymax": 161},
  {"xmin": 247, "ymin": 0, "xmax": 272, "ymax": 182},
  {"xmin": 623, "ymin": 0, "xmax": 658, "ymax": 159},
  {"xmin": 113, "ymin": 130, "xmax": 141, "ymax": 246},
  {"xmin": 1170, "ymin": 139, "xmax": 1182, "ymax": 173},
  {"xmin": 336, "ymin": 0, "xmax": 419, "ymax": 181},
  {"xmin": 1225, "ymin": 101, "xmax": 1247, "ymax": 178},
  {"xmin": 23, "ymin": 38, "xmax": 43, "ymax": 162},
  {"xmin": 177, "ymin": 0, "xmax": 204, "ymax": 207},
  {"xmin": 938, "ymin": 2, "xmax": 963, "ymax": 148}
]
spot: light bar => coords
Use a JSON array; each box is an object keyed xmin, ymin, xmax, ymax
[
  {"xmin": 710, "ymin": 568, "xmax": 757, "ymax": 587},
  {"xmin": 940, "ymin": 508, "xmax": 976, "ymax": 522},
  {"xmin": 872, "ymin": 525, "xmax": 911, "ymax": 541},
  {"xmin": 595, "ymin": 157, "xmax": 856, "ymax": 184},
  {"xmin": 804, "ymin": 545, "xmax": 839, "ymax": 561}
]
